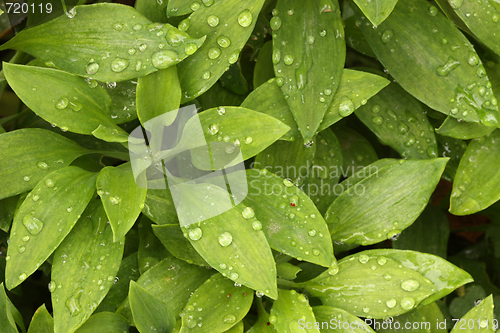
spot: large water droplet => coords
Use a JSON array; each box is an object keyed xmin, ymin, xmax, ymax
[
  {"xmin": 339, "ymin": 96, "xmax": 355, "ymax": 117},
  {"xmin": 467, "ymin": 52, "xmax": 479, "ymax": 66},
  {"xmin": 358, "ymin": 254, "xmax": 369, "ymax": 263},
  {"xmin": 238, "ymin": 10, "xmax": 253, "ymax": 27},
  {"xmin": 48, "ymin": 281, "xmax": 56, "ymax": 293},
  {"xmin": 207, "ymin": 15, "xmax": 219, "ymax": 27},
  {"xmin": 219, "ymin": 232, "xmax": 233, "ymax": 247},
  {"xmin": 400, "ymin": 297, "xmax": 415, "ymax": 310},
  {"xmin": 372, "ymin": 116, "xmax": 384, "ymax": 125},
  {"xmin": 208, "ymin": 47, "xmax": 221, "ymax": 59},
  {"xmin": 55, "ymin": 97, "xmax": 69, "ymax": 110},
  {"xmin": 252, "ymin": 221, "xmax": 262, "ymax": 231},
  {"xmin": 189, "ymin": 227, "xmax": 203, "ymax": 241},
  {"xmin": 284, "ymin": 55, "xmax": 294, "ymax": 65},
  {"xmin": 66, "ymin": 296, "xmax": 82, "ymax": 317},
  {"xmin": 242, "ymin": 207, "xmax": 255, "ymax": 219},
  {"xmin": 152, "ymin": 50, "xmax": 178, "ymax": 69},
  {"xmin": 381, "ymin": 29, "xmax": 394, "ymax": 43},
  {"xmin": 86, "ymin": 62, "xmax": 99, "ymax": 75},
  {"xmin": 401, "ymin": 279, "xmax": 420, "ymax": 291},
  {"xmin": 386, "ymin": 299, "xmax": 397, "ymax": 308},
  {"xmin": 429, "ymin": 5, "xmax": 439, "ymax": 16},
  {"xmin": 190, "ymin": 1, "xmax": 200, "ymax": 11},
  {"xmin": 448, "ymin": 0, "xmax": 463, "ymax": 9},
  {"xmin": 23, "ymin": 215, "xmax": 44, "ymax": 235},
  {"xmin": 217, "ymin": 36, "xmax": 231, "ymax": 48},
  {"xmin": 270, "ymin": 17, "xmax": 282, "ymax": 30},
  {"xmin": 436, "ymin": 57, "xmax": 460, "ymax": 76},
  {"xmin": 208, "ymin": 123, "xmax": 219, "ymax": 135},
  {"xmin": 111, "ymin": 58, "xmax": 129, "ymax": 72}
]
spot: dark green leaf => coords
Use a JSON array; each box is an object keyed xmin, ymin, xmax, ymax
[
  {"xmin": 354, "ymin": 82, "xmax": 438, "ymax": 159},
  {"xmin": 450, "ymin": 295, "xmax": 495, "ymax": 333},
  {"xmin": 5, "ymin": 166, "xmax": 97, "ymax": 290},
  {"xmin": 219, "ymin": 61, "xmax": 249, "ymax": 95},
  {"xmin": 326, "ymin": 158, "xmax": 447, "ymax": 246},
  {"xmin": 312, "ymin": 306, "xmax": 375, "ymax": 332},
  {"xmin": 138, "ymin": 216, "xmax": 170, "ymax": 274},
  {"xmin": 152, "ymin": 224, "xmax": 208, "ymax": 265},
  {"xmin": 180, "ymin": 273, "xmax": 253, "ymax": 332},
  {"xmin": 130, "ymin": 281, "xmax": 176, "ymax": 333},
  {"xmin": 356, "ymin": 0, "xmax": 499, "ymax": 125},
  {"xmin": 197, "ymin": 82, "xmax": 245, "ymax": 110},
  {"xmin": 0, "ymin": 129, "xmax": 89, "ymax": 200},
  {"xmin": 272, "ymin": 0, "xmax": 345, "ymax": 142},
  {"xmin": 305, "ymin": 252, "xmax": 437, "ymax": 319},
  {"xmin": 52, "ymin": 201, "xmax": 125, "ymax": 333},
  {"xmin": 253, "ymin": 41, "xmax": 274, "ymax": 89},
  {"xmin": 178, "ymin": 0, "xmax": 266, "ymax": 102},
  {"xmin": 0, "ymin": 4, "xmax": 205, "ymax": 82},
  {"xmin": 74, "ymin": 312, "xmax": 129, "ymax": 333},
  {"xmin": 27, "ymin": 304, "xmax": 54, "ymax": 333},
  {"xmin": 135, "ymin": 0, "xmax": 169, "ymax": 23},
  {"xmin": 451, "ymin": 130, "xmax": 500, "ymax": 215},
  {"xmin": 436, "ymin": 134, "xmax": 468, "ymax": 181},
  {"xmin": 0, "ymin": 195, "xmax": 20, "ymax": 232},
  {"xmin": 143, "ymin": 187, "xmax": 179, "ymax": 225},
  {"xmin": 97, "ymin": 163, "xmax": 147, "ymax": 241},
  {"xmin": 353, "ymin": 0, "xmax": 399, "ymax": 27},
  {"xmin": 342, "ymin": 1, "xmax": 376, "ymax": 57},
  {"xmin": 0, "ymin": 283, "xmax": 18, "ymax": 333},
  {"xmin": 436, "ymin": 116, "xmax": 495, "ymax": 140}
]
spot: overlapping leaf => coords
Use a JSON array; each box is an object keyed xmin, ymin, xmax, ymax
[
  {"xmin": 436, "ymin": 116, "xmax": 495, "ymax": 139},
  {"xmin": 352, "ymin": 0, "xmax": 399, "ymax": 27},
  {"xmin": 270, "ymin": 289, "xmax": 319, "ymax": 333}
]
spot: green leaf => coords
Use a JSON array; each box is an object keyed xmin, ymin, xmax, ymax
[
  {"xmin": 0, "ymin": 129, "xmax": 89, "ymax": 200},
  {"xmin": 152, "ymin": 224, "xmax": 208, "ymax": 266},
  {"xmin": 247, "ymin": 299, "xmax": 277, "ymax": 333},
  {"xmin": 102, "ymin": 80, "xmax": 138, "ymax": 125},
  {"xmin": 304, "ymin": 252, "xmax": 438, "ymax": 319},
  {"xmin": 393, "ymin": 205, "xmax": 450, "ymax": 258},
  {"xmin": 342, "ymin": 1, "xmax": 376, "ymax": 57},
  {"xmin": 0, "ymin": 4, "xmax": 205, "ymax": 82},
  {"xmin": 244, "ymin": 169, "xmax": 334, "ymax": 267},
  {"xmin": 376, "ymin": 302, "xmax": 447, "ymax": 333},
  {"xmin": 97, "ymin": 163, "xmax": 147, "ymax": 241},
  {"xmin": 444, "ymin": 0, "xmax": 500, "ymax": 57},
  {"xmin": 137, "ymin": 66, "xmax": 181, "ymax": 126},
  {"xmin": 312, "ymin": 306, "xmax": 375, "ymax": 332},
  {"xmin": 3, "ymin": 64, "xmax": 126, "ymax": 136},
  {"xmin": 436, "ymin": 116, "xmax": 495, "ymax": 140},
  {"xmin": 135, "ymin": 0, "xmax": 169, "ymax": 23},
  {"xmin": 451, "ymin": 130, "xmax": 500, "ymax": 215},
  {"xmin": 277, "ymin": 263, "xmax": 302, "ymax": 280},
  {"xmin": 91, "ymin": 125, "xmax": 129, "ymax": 143},
  {"xmin": 219, "ymin": 62, "xmax": 249, "ymax": 95},
  {"xmin": 356, "ymin": 0, "xmax": 499, "ymax": 126},
  {"xmin": 197, "ymin": 82, "xmax": 245, "ymax": 110},
  {"xmin": 354, "ymin": 82, "xmax": 438, "ymax": 159},
  {"xmin": 138, "ymin": 216, "xmax": 170, "ymax": 274},
  {"xmin": 0, "ymin": 283, "xmax": 18, "ymax": 333},
  {"xmin": 74, "ymin": 312, "xmax": 129, "ymax": 333},
  {"xmin": 117, "ymin": 254, "xmax": 214, "ymax": 318},
  {"xmin": 362, "ymin": 249, "xmax": 474, "ymax": 305},
  {"xmin": 253, "ymin": 41, "xmax": 274, "ymax": 89},
  {"xmin": 52, "ymin": 201, "xmax": 125, "ymax": 333},
  {"xmin": 352, "ymin": 0, "xmax": 398, "ymax": 27},
  {"xmin": 130, "ymin": 281, "xmax": 176, "ymax": 333},
  {"xmin": 180, "ymin": 273, "xmax": 253, "ymax": 332},
  {"xmin": 449, "ymin": 285, "xmax": 486, "ymax": 319},
  {"xmin": 332, "ymin": 126, "xmax": 378, "ymax": 178},
  {"xmin": 325, "ymin": 158, "xmax": 448, "ymax": 246},
  {"xmin": 450, "ymin": 295, "xmax": 496, "ymax": 333},
  {"xmin": 223, "ymin": 321, "xmax": 244, "ymax": 333},
  {"xmin": 143, "ymin": 187, "xmax": 179, "ymax": 225},
  {"xmin": 241, "ymin": 70, "xmax": 389, "ymax": 141},
  {"xmin": 178, "ymin": 0, "xmax": 266, "ymax": 102},
  {"xmin": 5, "ymin": 166, "xmax": 97, "ymax": 290},
  {"xmin": 436, "ymin": 134, "xmax": 468, "ymax": 181},
  {"xmin": 269, "ymin": 289, "xmax": 320, "ymax": 333},
  {"xmin": 27, "ymin": 304, "xmax": 54, "ymax": 333},
  {"xmin": 0, "ymin": 195, "xmax": 20, "ymax": 232},
  {"xmin": 182, "ymin": 201, "xmax": 278, "ymax": 299},
  {"xmin": 272, "ymin": 0, "xmax": 345, "ymax": 142},
  {"xmin": 167, "ymin": 0, "xmax": 214, "ymax": 17}
]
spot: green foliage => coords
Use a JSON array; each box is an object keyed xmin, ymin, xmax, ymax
[{"xmin": 1, "ymin": 0, "xmax": 500, "ymax": 332}]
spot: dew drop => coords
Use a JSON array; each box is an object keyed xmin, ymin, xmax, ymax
[
  {"xmin": 111, "ymin": 58, "xmax": 129, "ymax": 72},
  {"xmin": 320, "ymin": 30, "xmax": 326, "ymax": 37},
  {"xmin": 48, "ymin": 281, "xmax": 56, "ymax": 293},
  {"xmin": 270, "ymin": 17, "xmax": 282, "ymax": 30},
  {"xmin": 308, "ymin": 229, "xmax": 317, "ymax": 237},
  {"xmin": 217, "ymin": 36, "xmax": 231, "ymax": 48},
  {"xmin": 242, "ymin": 207, "xmax": 255, "ymax": 219},
  {"xmin": 219, "ymin": 232, "xmax": 233, "ymax": 247},
  {"xmin": 448, "ymin": 0, "xmax": 463, "ymax": 9},
  {"xmin": 208, "ymin": 47, "xmax": 221, "ymax": 59},
  {"xmin": 66, "ymin": 297, "xmax": 82, "ymax": 317},
  {"xmin": 113, "ymin": 23, "xmax": 123, "ymax": 31},
  {"xmin": 339, "ymin": 96, "xmax": 355, "ymax": 117},
  {"xmin": 37, "ymin": 161, "xmax": 49, "ymax": 170},
  {"xmin": 152, "ymin": 50, "xmax": 178, "ymax": 69},
  {"xmin": 381, "ymin": 29, "xmax": 394, "ymax": 43},
  {"xmin": 86, "ymin": 62, "xmax": 99, "ymax": 75},
  {"xmin": 401, "ymin": 279, "xmax": 420, "ymax": 291},
  {"xmin": 22, "ymin": 236, "xmax": 30, "ymax": 242},
  {"xmin": 207, "ymin": 15, "xmax": 219, "ymax": 27},
  {"xmin": 468, "ymin": 52, "xmax": 479, "ymax": 66},
  {"xmin": 208, "ymin": 123, "xmax": 219, "ymax": 135},
  {"xmin": 283, "ymin": 178, "xmax": 294, "ymax": 187},
  {"xmin": 252, "ymin": 221, "xmax": 262, "ymax": 231},
  {"xmin": 358, "ymin": 254, "xmax": 369, "ymax": 263},
  {"xmin": 429, "ymin": 5, "xmax": 438, "ymax": 16},
  {"xmin": 109, "ymin": 196, "xmax": 121, "ymax": 205},
  {"xmin": 23, "ymin": 176, "xmax": 31, "ymax": 182},
  {"xmin": 372, "ymin": 116, "xmax": 384, "ymax": 125},
  {"xmin": 238, "ymin": 10, "xmax": 253, "ymax": 27},
  {"xmin": 436, "ymin": 56, "xmax": 460, "ymax": 76},
  {"xmin": 284, "ymin": 55, "xmax": 294, "ymax": 65},
  {"xmin": 190, "ymin": 1, "xmax": 200, "ymax": 11},
  {"xmin": 45, "ymin": 178, "xmax": 55, "ymax": 188},
  {"xmin": 377, "ymin": 256, "xmax": 387, "ymax": 265},
  {"xmin": 18, "ymin": 246, "xmax": 26, "ymax": 253},
  {"xmin": 400, "ymin": 297, "xmax": 415, "ymax": 310},
  {"xmin": 244, "ymin": 137, "xmax": 253, "ymax": 144},
  {"xmin": 202, "ymin": 71, "xmax": 211, "ymax": 80},
  {"xmin": 139, "ymin": 44, "xmax": 148, "ymax": 52},
  {"xmin": 55, "ymin": 97, "xmax": 69, "ymax": 110},
  {"xmin": 386, "ymin": 299, "xmax": 397, "ymax": 308},
  {"xmin": 19, "ymin": 273, "xmax": 27, "ymax": 281}
]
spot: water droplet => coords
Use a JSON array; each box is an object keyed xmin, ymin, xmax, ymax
[
  {"xmin": 202, "ymin": 71, "xmax": 211, "ymax": 80},
  {"xmin": 86, "ymin": 62, "xmax": 99, "ymax": 75},
  {"xmin": 238, "ymin": 10, "xmax": 253, "ymax": 27},
  {"xmin": 467, "ymin": 52, "xmax": 479, "ymax": 66},
  {"xmin": 320, "ymin": 30, "xmax": 327, "ymax": 37},
  {"xmin": 190, "ymin": 1, "xmax": 200, "ymax": 11},
  {"xmin": 22, "ymin": 235, "xmax": 30, "ymax": 242},
  {"xmin": 283, "ymin": 178, "xmax": 294, "ymax": 187},
  {"xmin": 372, "ymin": 116, "xmax": 384, "ymax": 125},
  {"xmin": 400, "ymin": 297, "xmax": 415, "ymax": 310},
  {"xmin": 109, "ymin": 196, "xmax": 121, "ymax": 205},
  {"xmin": 381, "ymin": 29, "xmax": 394, "ymax": 43},
  {"xmin": 398, "ymin": 122, "xmax": 409, "ymax": 134},
  {"xmin": 152, "ymin": 50, "xmax": 178, "ymax": 69},
  {"xmin": 493, "ymin": 14, "xmax": 499, "ymax": 23},
  {"xmin": 358, "ymin": 254, "xmax": 369, "ymax": 263},
  {"xmin": 219, "ymin": 232, "xmax": 233, "ymax": 247},
  {"xmin": 228, "ymin": 52, "xmax": 239, "ymax": 64},
  {"xmin": 69, "ymin": 101, "xmax": 82, "ymax": 112},
  {"xmin": 427, "ymin": 146, "xmax": 437, "ymax": 158},
  {"xmin": 269, "ymin": 315, "xmax": 277, "ymax": 323},
  {"xmin": 217, "ymin": 35, "xmax": 231, "ymax": 48},
  {"xmin": 307, "ymin": 35, "xmax": 315, "ymax": 45},
  {"xmin": 19, "ymin": 273, "xmax": 27, "ymax": 281},
  {"xmin": 448, "ymin": 0, "xmax": 463, "ymax": 9},
  {"xmin": 36, "ymin": 161, "xmax": 49, "ymax": 170},
  {"xmin": 208, "ymin": 47, "xmax": 221, "ymax": 59},
  {"xmin": 55, "ymin": 97, "xmax": 69, "ymax": 109},
  {"xmin": 308, "ymin": 229, "xmax": 317, "ymax": 236},
  {"xmin": 208, "ymin": 123, "xmax": 219, "ymax": 135},
  {"xmin": 244, "ymin": 136, "xmax": 253, "ymax": 145},
  {"xmin": 242, "ymin": 207, "xmax": 255, "ymax": 219},
  {"xmin": 202, "ymin": 0, "xmax": 214, "ymax": 6},
  {"xmin": 338, "ymin": 96, "xmax": 355, "ymax": 117},
  {"xmin": 18, "ymin": 246, "xmax": 25, "ymax": 253},
  {"xmin": 229, "ymin": 272, "xmax": 238, "ymax": 280},
  {"xmin": 113, "ymin": 23, "xmax": 123, "ymax": 31},
  {"xmin": 48, "ymin": 281, "xmax": 56, "ymax": 292},
  {"xmin": 207, "ymin": 15, "xmax": 219, "ymax": 27},
  {"xmin": 24, "ymin": 176, "xmax": 31, "ymax": 182},
  {"xmin": 111, "ymin": 58, "xmax": 129, "ymax": 72},
  {"xmin": 252, "ymin": 221, "xmax": 262, "ymax": 231},
  {"xmin": 386, "ymin": 299, "xmax": 397, "ymax": 308},
  {"xmin": 178, "ymin": 19, "xmax": 190, "ymax": 31},
  {"xmin": 436, "ymin": 56, "xmax": 460, "ymax": 76},
  {"xmin": 388, "ymin": 230, "xmax": 401, "ymax": 241},
  {"xmin": 401, "ymin": 279, "xmax": 420, "ymax": 291},
  {"xmin": 284, "ymin": 55, "xmax": 294, "ymax": 65},
  {"xmin": 429, "ymin": 5, "xmax": 438, "ymax": 16},
  {"xmin": 377, "ymin": 256, "xmax": 387, "ymax": 265},
  {"xmin": 44, "ymin": 178, "xmax": 55, "ymax": 188},
  {"xmin": 139, "ymin": 44, "xmax": 148, "ymax": 52},
  {"xmin": 66, "ymin": 297, "xmax": 81, "ymax": 317},
  {"xmin": 270, "ymin": 17, "xmax": 282, "ymax": 30}
]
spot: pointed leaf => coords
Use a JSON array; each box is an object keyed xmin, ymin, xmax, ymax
[
  {"xmin": 436, "ymin": 134, "xmax": 468, "ymax": 181},
  {"xmin": 130, "ymin": 281, "xmax": 175, "ymax": 333},
  {"xmin": 0, "ymin": 4, "xmax": 205, "ymax": 82},
  {"xmin": 183, "ymin": 202, "xmax": 278, "ymax": 299},
  {"xmin": 450, "ymin": 295, "xmax": 496, "ymax": 333},
  {"xmin": 270, "ymin": 289, "xmax": 320, "ymax": 333},
  {"xmin": 247, "ymin": 300, "xmax": 277, "ymax": 333},
  {"xmin": 0, "ymin": 129, "xmax": 89, "ymax": 200},
  {"xmin": 0, "ymin": 283, "xmax": 18, "ymax": 333},
  {"xmin": 451, "ymin": 129, "xmax": 500, "ymax": 215},
  {"xmin": 97, "ymin": 163, "xmax": 147, "ymax": 241},
  {"xmin": 143, "ymin": 187, "xmax": 179, "ymax": 225},
  {"xmin": 138, "ymin": 216, "xmax": 170, "ymax": 274},
  {"xmin": 178, "ymin": 0, "xmax": 266, "ymax": 102},
  {"xmin": 376, "ymin": 302, "xmax": 447, "ymax": 333},
  {"xmin": 326, "ymin": 158, "xmax": 448, "ymax": 246},
  {"xmin": 361, "ymin": 249, "xmax": 474, "ymax": 305},
  {"xmin": 5, "ymin": 166, "xmax": 97, "ymax": 290},
  {"xmin": 91, "ymin": 125, "xmax": 129, "ymax": 143},
  {"xmin": 135, "ymin": 0, "xmax": 169, "ymax": 22},
  {"xmin": 137, "ymin": 66, "xmax": 181, "ymax": 126},
  {"xmin": 167, "ymin": 0, "xmax": 218, "ymax": 17},
  {"xmin": 241, "ymin": 70, "xmax": 389, "ymax": 141},
  {"xmin": 356, "ymin": 0, "xmax": 499, "ymax": 125},
  {"xmin": 352, "ymin": 0, "xmax": 398, "ymax": 27},
  {"xmin": 3, "ymin": 64, "xmax": 125, "ymax": 136},
  {"xmin": 52, "ymin": 201, "xmax": 125, "ymax": 333},
  {"xmin": 305, "ymin": 252, "xmax": 437, "ymax": 319},
  {"xmin": 27, "ymin": 304, "xmax": 54, "ymax": 333},
  {"xmin": 243, "ymin": 169, "xmax": 334, "ymax": 267},
  {"xmin": 436, "ymin": 116, "xmax": 495, "ymax": 140},
  {"xmin": 254, "ymin": 40, "xmax": 274, "ymax": 89},
  {"xmin": 0, "ymin": 196, "xmax": 18, "ymax": 232},
  {"xmin": 272, "ymin": 0, "xmax": 345, "ymax": 141},
  {"xmin": 354, "ymin": 82, "xmax": 438, "ymax": 159},
  {"xmin": 180, "ymin": 273, "xmax": 253, "ymax": 332},
  {"xmin": 312, "ymin": 306, "xmax": 375, "ymax": 332},
  {"xmin": 74, "ymin": 312, "xmax": 129, "ymax": 333}
]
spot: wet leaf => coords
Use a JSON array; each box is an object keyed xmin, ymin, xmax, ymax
[
  {"xmin": 0, "ymin": 283, "xmax": 18, "ymax": 333},
  {"xmin": 130, "ymin": 281, "xmax": 175, "ymax": 333},
  {"xmin": 272, "ymin": 0, "xmax": 345, "ymax": 142},
  {"xmin": 143, "ymin": 187, "xmax": 179, "ymax": 225},
  {"xmin": 270, "ymin": 289, "xmax": 320, "ymax": 333},
  {"xmin": 436, "ymin": 134, "xmax": 468, "ymax": 181},
  {"xmin": 74, "ymin": 312, "xmax": 129, "ymax": 333},
  {"xmin": 138, "ymin": 216, "xmax": 170, "ymax": 274},
  {"xmin": 356, "ymin": 0, "xmax": 499, "ymax": 126},
  {"xmin": 135, "ymin": 0, "xmax": 169, "ymax": 23},
  {"xmin": 0, "ymin": 196, "xmax": 20, "ymax": 232},
  {"xmin": 253, "ymin": 40, "xmax": 274, "ymax": 88},
  {"xmin": 0, "ymin": 4, "xmax": 205, "ymax": 82},
  {"xmin": 312, "ymin": 306, "xmax": 375, "ymax": 332},
  {"xmin": 325, "ymin": 158, "xmax": 448, "ymax": 246},
  {"xmin": 166, "ymin": 0, "xmax": 219, "ymax": 17},
  {"xmin": 103, "ymin": 80, "xmax": 138, "ymax": 125},
  {"xmin": 450, "ymin": 295, "xmax": 495, "ymax": 333},
  {"xmin": 51, "ymin": 201, "xmax": 124, "ymax": 333},
  {"xmin": 5, "ymin": 167, "xmax": 97, "ymax": 290},
  {"xmin": 247, "ymin": 300, "xmax": 277, "ymax": 333},
  {"xmin": 27, "ymin": 304, "xmax": 53, "ymax": 333},
  {"xmin": 352, "ymin": 0, "xmax": 399, "ymax": 27},
  {"xmin": 376, "ymin": 302, "xmax": 447, "ymax": 333},
  {"xmin": 436, "ymin": 116, "xmax": 495, "ymax": 140},
  {"xmin": 277, "ymin": 263, "xmax": 302, "ymax": 280},
  {"xmin": 180, "ymin": 273, "xmax": 253, "ymax": 332}
]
